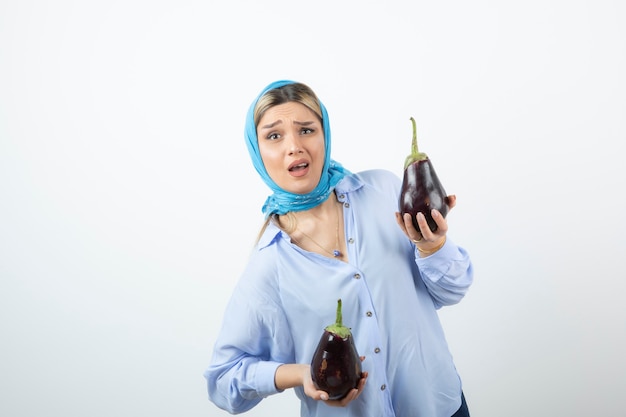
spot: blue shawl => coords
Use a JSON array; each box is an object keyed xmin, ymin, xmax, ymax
[{"xmin": 244, "ymin": 80, "xmax": 350, "ymax": 216}]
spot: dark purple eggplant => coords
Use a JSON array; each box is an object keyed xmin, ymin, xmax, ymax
[
  {"xmin": 398, "ymin": 117, "xmax": 449, "ymax": 232},
  {"xmin": 310, "ymin": 299, "xmax": 362, "ymax": 400}
]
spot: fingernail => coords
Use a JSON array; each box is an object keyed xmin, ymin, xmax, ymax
[
  {"xmin": 432, "ymin": 210, "xmax": 439, "ymax": 218},
  {"xmin": 320, "ymin": 394, "xmax": 328, "ymax": 401}
]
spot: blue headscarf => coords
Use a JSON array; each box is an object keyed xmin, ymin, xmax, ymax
[{"xmin": 244, "ymin": 80, "xmax": 350, "ymax": 216}]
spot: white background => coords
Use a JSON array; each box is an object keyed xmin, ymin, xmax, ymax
[{"xmin": 1, "ymin": 1, "xmax": 625, "ymax": 416}]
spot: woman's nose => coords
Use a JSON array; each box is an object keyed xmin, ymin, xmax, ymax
[
  {"xmin": 287, "ymin": 135, "xmax": 303, "ymax": 155},
  {"xmin": 289, "ymin": 145, "xmax": 303, "ymax": 155}
]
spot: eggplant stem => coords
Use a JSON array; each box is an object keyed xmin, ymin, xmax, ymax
[
  {"xmin": 336, "ymin": 299, "xmax": 343, "ymax": 326},
  {"xmin": 410, "ymin": 117, "xmax": 418, "ymax": 155},
  {"xmin": 325, "ymin": 299, "xmax": 351, "ymax": 338},
  {"xmin": 404, "ymin": 117, "xmax": 428, "ymax": 169}
]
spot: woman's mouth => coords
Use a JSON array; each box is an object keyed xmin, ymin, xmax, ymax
[
  {"xmin": 288, "ymin": 161, "xmax": 310, "ymax": 177},
  {"xmin": 289, "ymin": 162, "xmax": 309, "ymax": 172}
]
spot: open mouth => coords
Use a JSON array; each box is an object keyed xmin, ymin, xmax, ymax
[{"xmin": 288, "ymin": 162, "xmax": 309, "ymax": 172}]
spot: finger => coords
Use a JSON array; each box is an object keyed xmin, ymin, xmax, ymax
[
  {"xmin": 395, "ymin": 212, "xmax": 407, "ymax": 233},
  {"xmin": 357, "ymin": 372, "xmax": 368, "ymax": 390},
  {"xmin": 415, "ymin": 212, "xmax": 433, "ymax": 240},
  {"xmin": 446, "ymin": 194, "xmax": 457, "ymax": 209},
  {"xmin": 398, "ymin": 212, "xmax": 425, "ymax": 243},
  {"xmin": 404, "ymin": 212, "xmax": 417, "ymax": 233},
  {"xmin": 326, "ymin": 372, "xmax": 368, "ymax": 407},
  {"xmin": 430, "ymin": 209, "xmax": 449, "ymax": 234},
  {"xmin": 347, "ymin": 388, "xmax": 359, "ymax": 402},
  {"xmin": 403, "ymin": 212, "xmax": 424, "ymax": 237},
  {"xmin": 400, "ymin": 212, "xmax": 420, "ymax": 237},
  {"xmin": 324, "ymin": 391, "xmax": 353, "ymax": 407},
  {"xmin": 350, "ymin": 372, "xmax": 368, "ymax": 401},
  {"xmin": 336, "ymin": 388, "xmax": 359, "ymax": 407},
  {"xmin": 405, "ymin": 213, "xmax": 424, "ymax": 242},
  {"xmin": 411, "ymin": 232, "xmax": 424, "ymax": 243}
]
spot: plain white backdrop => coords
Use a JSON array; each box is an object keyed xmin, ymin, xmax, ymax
[{"xmin": 1, "ymin": 1, "xmax": 625, "ymax": 416}]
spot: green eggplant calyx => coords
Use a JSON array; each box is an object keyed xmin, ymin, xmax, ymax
[
  {"xmin": 324, "ymin": 299, "xmax": 352, "ymax": 338},
  {"xmin": 403, "ymin": 117, "xmax": 429, "ymax": 169}
]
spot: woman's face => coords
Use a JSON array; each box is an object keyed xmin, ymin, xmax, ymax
[{"xmin": 257, "ymin": 101, "xmax": 325, "ymax": 195}]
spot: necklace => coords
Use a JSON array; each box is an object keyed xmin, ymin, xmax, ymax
[{"xmin": 296, "ymin": 201, "xmax": 343, "ymax": 258}]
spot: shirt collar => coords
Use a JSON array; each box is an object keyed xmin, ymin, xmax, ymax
[{"xmin": 257, "ymin": 174, "xmax": 364, "ymax": 250}]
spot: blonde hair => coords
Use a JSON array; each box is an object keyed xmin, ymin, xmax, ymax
[
  {"xmin": 253, "ymin": 82, "xmax": 323, "ymax": 128},
  {"xmin": 256, "ymin": 212, "xmax": 298, "ymax": 244}
]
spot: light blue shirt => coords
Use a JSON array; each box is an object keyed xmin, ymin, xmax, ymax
[{"xmin": 205, "ymin": 169, "xmax": 474, "ymax": 417}]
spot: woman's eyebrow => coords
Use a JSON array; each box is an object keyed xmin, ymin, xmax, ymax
[
  {"xmin": 260, "ymin": 120, "xmax": 283, "ymax": 129},
  {"xmin": 260, "ymin": 119, "xmax": 316, "ymax": 129}
]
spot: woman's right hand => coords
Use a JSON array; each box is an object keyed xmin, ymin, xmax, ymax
[{"xmin": 302, "ymin": 362, "xmax": 368, "ymax": 406}]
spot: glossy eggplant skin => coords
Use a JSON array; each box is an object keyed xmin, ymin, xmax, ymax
[
  {"xmin": 310, "ymin": 331, "xmax": 362, "ymax": 400},
  {"xmin": 399, "ymin": 158, "xmax": 449, "ymax": 232}
]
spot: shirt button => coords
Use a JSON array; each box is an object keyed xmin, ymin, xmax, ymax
[
  {"xmin": 353, "ymin": 273, "xmax": 361, "ymax": 280},
  {"xmin": 338, "ymin": 194, "xmax": 345, "ymax": 200},
  {"xmin": 374, "ymin": 347, "xmax": 381, "ymax": 353},
  {"xmin": 380, "ymin": 384, "xmax": 387, "ymax": 391},
  {"xmin": 348, "ymin": 238, "xmax": 354, "ymax": 244},
  {"xmin": 366, "ymin": 311, "xmax": 373, "ymax": 317},
  {"xmin": 344, "ymin": 202, "xmax": 350, "ymax": 208}
]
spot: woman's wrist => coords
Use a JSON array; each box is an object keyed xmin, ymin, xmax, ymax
[
  {"xmin": 417, "ymin": 236, "xmax": 446, "ymax": 257},
  {"xmin": 274, "ymin": 363, "xmax": 309, "ymax": 391}
]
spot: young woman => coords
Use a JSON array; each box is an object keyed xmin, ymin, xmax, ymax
[{"xmin": 205, "ymin": 80, "xmax": 473, "ymax": 417}]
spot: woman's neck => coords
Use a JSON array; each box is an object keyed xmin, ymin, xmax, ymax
[
  {"xmin": 288, "ymin": 194, "xmax": 339, "ymax": 227},
  {"xmin": 278, "ymin": 193, "xmax": 347, "ymax": 261}
]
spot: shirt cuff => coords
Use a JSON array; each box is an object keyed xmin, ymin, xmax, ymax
[
  {"xmin": 414, "ymin": 238, "xmax": 457, "ymax": 274},
  {"xmin": 254, "ymin": 361, "xmax": 284, "ymax": 397}
]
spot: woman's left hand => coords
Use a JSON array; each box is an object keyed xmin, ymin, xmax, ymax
[{"xmin": 395, "ymin": 194, "xmax": 456, "ymax": 256}]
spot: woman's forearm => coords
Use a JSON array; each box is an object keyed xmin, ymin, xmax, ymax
[{"xmin": 274, "ymin": 363, "xmax": 308, "ymax": 390}]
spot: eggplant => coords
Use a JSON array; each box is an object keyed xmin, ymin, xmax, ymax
[
  {"xmin": 398, "ymin": 117, "xmax": 449, "ymax": 232},
  {"xmin": 310, "ymin": 299, "xmax": 362, "ymax": 400}
]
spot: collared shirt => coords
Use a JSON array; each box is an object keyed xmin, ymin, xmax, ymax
[{"xmin": 205, "ymin": 169, "xmax": 474, "ymax": 417}]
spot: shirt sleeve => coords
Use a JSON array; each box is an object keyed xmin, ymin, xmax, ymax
[
  {"xmin": 204, "ymin": 252, "xmax": 295, "ymax": 414},
  {"xmin": 415, "ymin": 237, "xmax": 474, "ymax": 308},
  {"xmin": 355, "ymin": 169, "xmax": 474, "ymax": 310}
]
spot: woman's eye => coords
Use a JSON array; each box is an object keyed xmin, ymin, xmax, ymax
[
  {"xmin": 267, "ymin": 132, "xmax": 281, "ymax": 140},
  {"xmin": 301, "ymin": 128, "xmax": 314, "ymax": 135}
]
